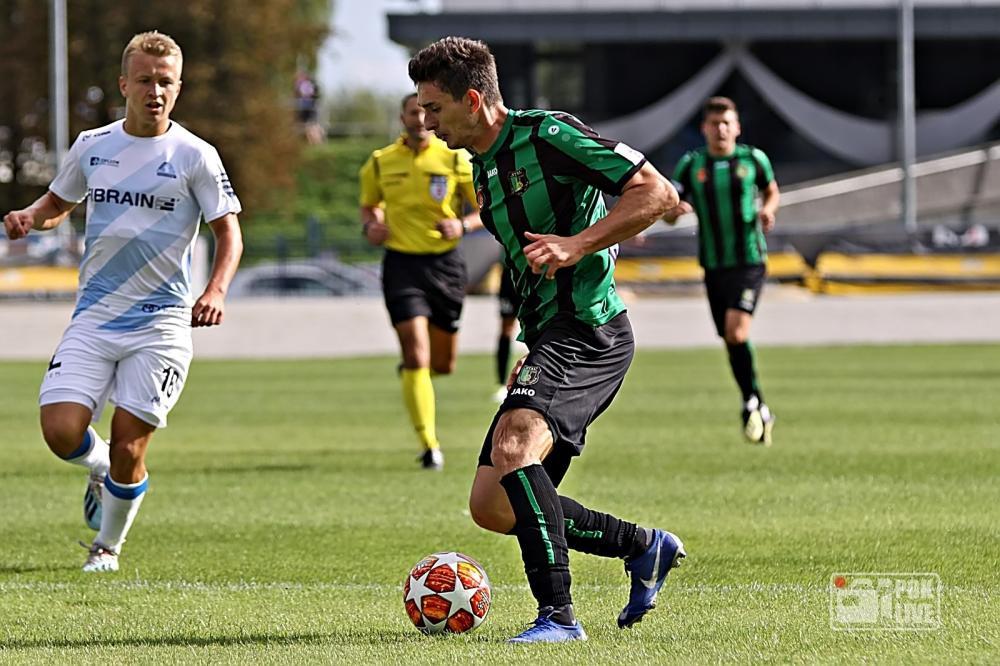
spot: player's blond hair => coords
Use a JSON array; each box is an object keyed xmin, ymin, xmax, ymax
[{"xmin": 121, "ymin": 31, "xmax": 183, "ymax": 76}]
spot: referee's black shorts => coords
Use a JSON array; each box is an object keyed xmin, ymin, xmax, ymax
[
  {"xmin": 382, "ymin": 248, "xmax": 467, "ymax": 333},
  {"xmin": 477, "ymin": 311, "xmax": 634, "ymax": 487},
  {"xmin": 703, "ymin": 264, "xmax": 766, "ymax": 337}
]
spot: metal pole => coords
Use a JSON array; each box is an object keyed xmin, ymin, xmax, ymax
[
  {"xmin": 49, "ymin": 0, "xmax": 70, "ymax": 242},
  {"xmin": 899, "ymin": 0, "xmax": 917, "ymax": 234},
  {"xmin": 49, "ymin": 0, "xmax": 68, "ymax": 162}
]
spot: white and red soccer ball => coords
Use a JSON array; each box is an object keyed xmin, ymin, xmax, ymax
[{"xmin": 403, "ymin": 551, "xmax": 492, "ymax": 634}]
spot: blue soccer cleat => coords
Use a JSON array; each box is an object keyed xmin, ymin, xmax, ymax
[
  {"xmin": 507, "ymin": 614, "xmax": 588, "ymax": 644},
  {"xmin": 618, "ymin": 529, "xmax": 686, "ymax": 628},
  {"xmin": 83, "ymin": 470, "xmax": 103, "ymax": 531}
]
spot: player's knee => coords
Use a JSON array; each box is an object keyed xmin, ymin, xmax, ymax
[
  {"xmin": 490, "ymin": 435, "xmax": 530, "ymax": 474},
  {"xmin": 491, "ymin": 411, "xmax": 547, "ymax": 473},
  {"xmin": 39, "ymin": 415, "xmax": 87, "ymax": 457},
  {"xmin": 725, "ymin": 327, "xmax": 748, "ymax": 345}
]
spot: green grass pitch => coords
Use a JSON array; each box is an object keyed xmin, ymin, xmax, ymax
[{"xmin": 1, "ymin": 344, "xmax": 997, "ymax": 663}]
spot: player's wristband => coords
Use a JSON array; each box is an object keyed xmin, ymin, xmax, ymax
[{"xmin": 362, "ymin": 221, "xmax": 373, "ymax": 236}]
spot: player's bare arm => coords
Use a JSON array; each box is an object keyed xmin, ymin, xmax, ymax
[
  {"xmin": 360, "ymin": 205, "xmax": 389, "ymax": 246},
  {"xmin": 3, "ymin": 191, "xmax": 76, "ymax": 240},
  {"xmin": 523, "ymin": 162, "xmax": 678, "ymax": 279},
  {"xmin": 192, "ymin": 213, "xmax": 243, "ymax": 328},
  {"xmin": 758, "ymin": 180, "xmax": 780, "ymax": 232},
  {"xmin": 663, "ymin": 200, "xmax": 694, "ymax": 225}
]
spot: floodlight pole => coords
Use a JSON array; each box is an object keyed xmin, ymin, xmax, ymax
[
  {"xmin": 898, "ymin": 0, "xmax": 917, "ymax": 234},
  {"xmin": 50, "ymin": 0, "xmax": 70, "ymax": 241},
  {"xmin": 49, "ymin": 0, "xmax": 68, "ymax": 163}
]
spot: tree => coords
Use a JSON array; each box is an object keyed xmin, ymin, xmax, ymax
[
  {"xmin": 0, "ymin": 0, "xmax": 333, "ymax": 220},
  {"xmin": 0, "ymin": 1, "xmax": 54, "ymax": 212}
]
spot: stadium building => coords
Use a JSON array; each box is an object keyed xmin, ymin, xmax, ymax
[
  {"xmin": 389, "ymin": 0, "xmax": 1000, "ymax": 290},
  {"xmin": 389, "ymin": 0, "xmax": 1000, "ymax": 182}
]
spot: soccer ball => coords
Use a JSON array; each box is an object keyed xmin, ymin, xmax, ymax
[{"xmin": 403, "ymin": 551, "xmax": 492, "ymax": 634}]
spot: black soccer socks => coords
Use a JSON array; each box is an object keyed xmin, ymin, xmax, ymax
[
  {"xmin": 501, "ymin": 464, "xmax": 572, "ymax": 610},
  {"xmin": 559, "ymin": 495, "xmax": 650, "ymax": 559},
  {"xmin": 727, "ymin": 341, "xmax": 762, "ymax": 402},
  {"xmin": 496, "ymin": 334, "xmax": 512, "ymax": 385}
]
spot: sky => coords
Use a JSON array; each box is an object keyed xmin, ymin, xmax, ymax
[{"xmin": 316, "ymin": 0, "xmax": 415, "ymax": 96}]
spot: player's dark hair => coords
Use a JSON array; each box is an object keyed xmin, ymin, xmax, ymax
[
  {"xmin": 408, "ymin": 37, "xmax": 502, "ymax": 106},
  {"xmin": 703, "ymin": 96, "xmax": 738, "ymax": 119},
  {"xmin": 400, "ymin": 92, "xmax": 418, "ymax": 111}
]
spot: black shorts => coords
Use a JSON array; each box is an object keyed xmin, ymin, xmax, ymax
[
  {"xmin": 477, "ymin": 311, "xmax": 634, "ymax": 487},
  {"xmin": 704, "ymin": 265, "xmax": 766, "ymax": 337},
  {"xmin": 498, "ymin": 268, "xmax": 523, "ymax": 319},
  {"xmin": 382, "ymin": 248, "xmax": 467, "ymax": 333}
]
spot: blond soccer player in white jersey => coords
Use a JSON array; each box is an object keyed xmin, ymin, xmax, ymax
[{"xmin": 2, "ymin": 31, "xmax": 243, "ymax": 573}]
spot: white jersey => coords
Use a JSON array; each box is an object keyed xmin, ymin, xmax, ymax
[{"xmin": 50, "ymin": 119, "xmax": 241, "ymax": 331}]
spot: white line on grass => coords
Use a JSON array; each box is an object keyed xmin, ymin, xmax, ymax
[
  {"xmin": 0, "ymin": 580, "xmax": 807, "ymax": 593},
  {"xmin": 0, "ymin": 580, "xmax": 988, "ymax": 596}
]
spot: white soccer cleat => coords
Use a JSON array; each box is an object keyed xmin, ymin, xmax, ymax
[
  {"xmin": 743, "ymin": 409, "xmax": 764, "ymax": 443},
  {"xmin": 759, "ymin": 405, "xmax": 775, "ymax": 446},
  {"xmin": 81, "ymin": 542, "xmax": 119, "ymax": 573},
  {"xmin": 742, "ymin": 395, "xmax": 765, "ymax": 443},
  {"xmin": 492, "ymin": 385, "xmax": 508, "ymax": 403}
]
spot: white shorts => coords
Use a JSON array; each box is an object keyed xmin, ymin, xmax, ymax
[{"xmin": 39, "ymin": 320, "xmax": 194, "ymax": 428}]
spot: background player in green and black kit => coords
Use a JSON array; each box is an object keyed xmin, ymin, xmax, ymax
[
  {"xmin": 666, "ymin": 96, "xmax": 781, "ymax": 444},
  {"xmin": 410, "ymin": 37, "xmax": 686, "ymax": 643}
]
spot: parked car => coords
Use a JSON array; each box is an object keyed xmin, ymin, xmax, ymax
[{"xmin": 227, "ymin": 259, "xmax": 381, "ymax": 297}]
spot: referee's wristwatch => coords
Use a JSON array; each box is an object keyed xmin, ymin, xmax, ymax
[{"xmin": 460, "ymin": 219, "xmax": 470, "ymax": 235}]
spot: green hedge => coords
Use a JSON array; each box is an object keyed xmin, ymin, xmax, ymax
[{"xmin": 243, "ymin": 136, "xmax": 390, "ymax": 263}]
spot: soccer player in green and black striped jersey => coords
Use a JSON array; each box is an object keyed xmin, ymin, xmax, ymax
[
  {"xmin": 409, "ymin": 37, "xmax": 686, "ymax": 643},
  {"xmin": 667, "ymin": 96, "xmax": 781, "ymax": 445}
]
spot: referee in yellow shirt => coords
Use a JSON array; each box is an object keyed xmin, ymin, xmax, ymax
[{"xmin": 359, "ymin": 93, "xmax": 481, "ymax": 470}]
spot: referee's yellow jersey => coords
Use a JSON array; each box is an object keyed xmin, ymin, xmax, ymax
[{"xmin": 359, "ymin": 135, "xmax": 477, "ymax": 255}]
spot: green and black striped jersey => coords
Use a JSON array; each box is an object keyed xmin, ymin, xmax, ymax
[
  {"xmin": 673, "ymin": 144, "xmax": 775, "ymax": 270},
  {"xmin": 472, "ymin": 109, "xmax": 645, "ymax": 343}
]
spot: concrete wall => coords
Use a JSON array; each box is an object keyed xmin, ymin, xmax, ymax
[{"xmin": 2, "ymin": 290, "xmax": 998, "ymax": 361}]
